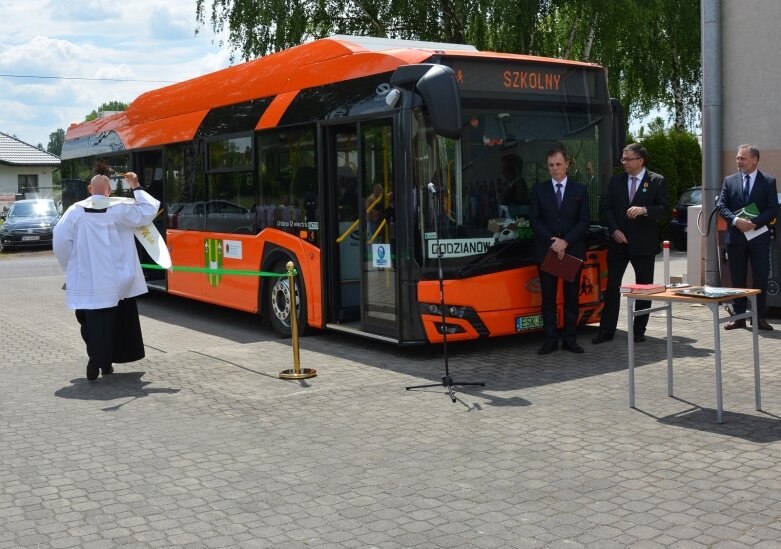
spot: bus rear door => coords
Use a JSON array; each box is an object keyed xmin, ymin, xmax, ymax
[{"xmin": 323, "ymin": 120, "xmax": 399, "ymax": 341}]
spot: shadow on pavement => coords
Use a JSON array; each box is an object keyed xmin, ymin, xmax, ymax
[
  {"xmin": 633, "ymin": 397, "xmax": 781, "ymax": 442},
  {"xmin": 54, "ymin": 371, "xmax": 180, "ymax": 411},
  {"xmin": 655, "ymin": 406, "xmax": 781, "ymax": 442},
  {"xmin": 308, "ymin": 328, "xmax": 717, "ymax": 399},
  {"xmin": 135, "ymin": 288, "xmax": 761, "ymax": 410},
  {"xmin": 136, "ymin": 292, "xmax": 275, "ymax": 345}
]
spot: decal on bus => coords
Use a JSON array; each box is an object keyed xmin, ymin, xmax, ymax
[
  {"xmin": 427, "ymin": 238, "xmax": 494, "ymax": 259},
  {"xmin": 204, "ymin": 239, "xmax": 223, "ymax": 287}
]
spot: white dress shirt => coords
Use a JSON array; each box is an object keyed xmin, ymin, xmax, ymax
[
  {"xmin": 53, "ymin": 189, "xmax": 160, "ymax": 310},
  {"xmin": 551, "ymin": 176, "xmax": 568, "ymax": 193}
]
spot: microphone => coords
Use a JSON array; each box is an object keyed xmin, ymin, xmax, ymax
[{"xmin": 427, "ymin": 181, "xmax": 437, "ymax": 195}]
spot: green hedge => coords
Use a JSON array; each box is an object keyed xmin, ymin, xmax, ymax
[{"xmin": 628, "ymin": 130, "xmax": 702, "ymax": 241}]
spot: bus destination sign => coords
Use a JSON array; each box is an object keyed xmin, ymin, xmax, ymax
[
  {"xmin": 443, "ymin": 59, "xmax": 599, "ymax": 101},
  {"xmin": 502, "ymin": 70, "xmax": 561, "ymax": 92}
]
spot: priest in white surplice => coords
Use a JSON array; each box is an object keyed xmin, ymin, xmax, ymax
[{"xmin": 54, "ymin": 171, "xmax": 160, "ymax": 381}]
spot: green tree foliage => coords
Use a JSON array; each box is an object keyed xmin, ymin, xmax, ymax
[
  {"xmin": 538, "ymin": 0, "xmax": 700, "ymax": 131},
  {"xmin": 195, "ymin": 0, "xmax": 701, "ymax": 129},
  {"xmin": 47, "ymin": 128, "xmax": 65, "ymax": 157},
  {"xmin": 84, "ymin": 101, "xmax": 129, "ymax": 122},
  {"xmin": 639, "ymin": 126, "xmax": 702, "ymax": 239}
]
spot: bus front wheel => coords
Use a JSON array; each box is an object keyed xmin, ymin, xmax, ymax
[{"xmin": 267, "ymin": 260, "xmax": 307, "ymax": 338}]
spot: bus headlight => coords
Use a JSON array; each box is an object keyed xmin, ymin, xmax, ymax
[
  {"xmin": 448, "ymin": 306, "xmax": 466, "ymax": 318},
  {"xmin": 421, "ymin": 303, "xmax": 473, "ymax": 319}
]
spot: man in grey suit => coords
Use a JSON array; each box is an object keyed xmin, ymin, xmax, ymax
[
  {"xmin": 716, "ymin": 144, "xmax": 778, "ymax": 331},
  {"xmin": 592, "ymin": 143, "xmax": 668, "ymax": 344}
]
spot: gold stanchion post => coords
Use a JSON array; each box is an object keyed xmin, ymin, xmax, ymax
[{"xmin": 279, "ymin": 261, "xmax": 317, "ymax": 380}]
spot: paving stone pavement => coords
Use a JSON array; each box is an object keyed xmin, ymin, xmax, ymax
[{"xmin": 1, "ymin": 250, "xmax": 781, "ymax": 548}]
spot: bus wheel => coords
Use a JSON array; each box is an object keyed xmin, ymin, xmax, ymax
[{"xmin": 268, "ymin": 261, "xmax": 307, "ymax": 338}]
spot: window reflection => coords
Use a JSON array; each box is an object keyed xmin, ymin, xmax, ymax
[
  {"xmin": 415, "ymin": 106, "xmax": 608, "ymax": 269},
  {"xmin": 257, "ymin": 127, "xmax": 318, "ymax": 241},
  {"xmin": 208, "ymin": 136, "xmax": 253, "ymax": 170},
  {"xmin": 165, "ymin": 142, "xmax": 205, "ymax": 231}
]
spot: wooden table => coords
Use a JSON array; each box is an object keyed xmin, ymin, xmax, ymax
[{"xmin": 625, "ymin": 288, "xmax": 761, "ymax": 423}]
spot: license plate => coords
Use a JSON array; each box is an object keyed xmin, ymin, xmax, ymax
[
  {"xmin": 22, "ymin": 235, "xmax": 40, "ymax": 241},
  {"xmin": 516, "ymin": 314, "xmax": 543, "ymax": 331}
]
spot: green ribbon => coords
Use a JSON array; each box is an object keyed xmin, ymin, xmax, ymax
[{"xmin": 140, "ymin": 263, "xmax": 295, "ymax": 277}]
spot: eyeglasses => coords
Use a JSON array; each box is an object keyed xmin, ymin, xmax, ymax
[{"xmin": 620, "ymin": 157, "xmax": 642, "ymax": 163}]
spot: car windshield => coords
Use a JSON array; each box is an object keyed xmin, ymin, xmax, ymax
[
  {"xmin": 9, "ymin": 201, "xmax": 57, "ymax": 218},
  {"xmin": 678, "ymin": 188, "xmax": 701, "ymax": 206}
]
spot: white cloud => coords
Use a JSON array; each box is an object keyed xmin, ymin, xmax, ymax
[
  {"xmin": 148, "ymin": 6, "xmax": 195, "ymax": 41},
  {"xmin": 47, "ymin": 0, "xmax": 121, "ymax": 21},
  {"xmin": 0, "ymin": 0, "xmax": 232, "ymax": 148},
  {"xmin": 0, "ymin": 36, "xmax": 87, "ymax": 72},
  {"xmin": 198, "ymin": 49, "xmax": 230, "ymax": 74}
]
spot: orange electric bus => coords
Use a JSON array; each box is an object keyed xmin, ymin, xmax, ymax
[{"xmin": 61, "ymin": 35, "xmax": 620, "ymax": 345}]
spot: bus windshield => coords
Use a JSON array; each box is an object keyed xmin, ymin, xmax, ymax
[{"xmin": 415, "ymin": 102, "xmax": 610, "ymax": 273}]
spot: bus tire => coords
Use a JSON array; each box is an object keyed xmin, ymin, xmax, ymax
[{"xmin": 267, "ymin": 259, "xmax": 307, "ymax": 338}]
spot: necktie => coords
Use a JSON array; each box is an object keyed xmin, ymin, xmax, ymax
[
  {"xmin": 743, "ymin": 174, "xmax": 751, "ymax": 203},
  {"xmin": 629, "ymin": 176, "xmax": 638, "ymax": 202},
  {"xmin": 555, "ymin": 183, "xmax": 563, "ymax": 209}
]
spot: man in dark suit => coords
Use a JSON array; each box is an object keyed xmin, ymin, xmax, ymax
[
  {"xmin": 716, "ymin": 144, "xmax": 778, "ymax": 331},
  {"xmin": 592, "ymin": 143, "xmax": 668, "ymax": 344},
  {"xmin": 529, "ymin": 148, "xmax": 590, "ymax": 354}
]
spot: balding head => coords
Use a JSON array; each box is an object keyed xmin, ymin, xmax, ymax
[{"xmin": 88, "ymin": 174, "xmax": 111, "ymax": 197}]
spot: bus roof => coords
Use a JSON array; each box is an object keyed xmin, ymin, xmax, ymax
[{"xmin": 63, "ymin": 35, "xmax": 604, "ymax": 156}]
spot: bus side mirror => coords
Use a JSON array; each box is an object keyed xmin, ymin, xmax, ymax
[{"xmin": 391, "ymin": 64, "xmax": 463, "ymax": 140}]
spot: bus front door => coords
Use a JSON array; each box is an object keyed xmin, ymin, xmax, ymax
[{"xmin": 325, "ymin": 121, "xmax": 398, "ymax": 341}]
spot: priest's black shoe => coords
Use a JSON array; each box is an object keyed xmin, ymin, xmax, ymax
[
  {"xmin": 562, "ymin": 341, "xmax": 584, "ymax": 353},
  {"xmin": 537, "ymin": 342, "xmax": 558, "ymax": 355},
  {"xmin": 633, "ymin": 333, "xmax": 646, "ymax": 343},
  {"xmin": 102, "ymin": 366, "xmax": 114, "ymax": 375},
  {"xmin": 591, "ymin": 333, "xmax": 614, "ymax": 344},
  {"xmin": 724, "ymin": 319, "xmax": 746, "ymax": 330},
  {"xmin": 86, "ymin": 362, "xmax": 99, "ymax": 381}
]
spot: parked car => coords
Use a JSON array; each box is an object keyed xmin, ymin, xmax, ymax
[
  {"xmin": 669, "ymin": 186, "xmax": 701, "ymax": 251},
  {"xmin": 0, "ymin": 199, "xmax": 60, "ymax": 252}
]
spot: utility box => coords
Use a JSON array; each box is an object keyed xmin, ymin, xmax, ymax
[
  {"xmin": 687, "ymin": 204, "xmax": 705, "ymax": 285},
  {"xmin": 767, "ymin": 205, "xmax": 781, "ymax": 307}
]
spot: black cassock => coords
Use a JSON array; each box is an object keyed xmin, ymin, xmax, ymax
[{"xmin": 76, "ymin": 298, "xmax": 145, "ymax": 372}]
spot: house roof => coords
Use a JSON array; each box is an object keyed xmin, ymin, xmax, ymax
[{"xmin": 0, "ymin": 132, "xmax": 61, "ymax": 166}]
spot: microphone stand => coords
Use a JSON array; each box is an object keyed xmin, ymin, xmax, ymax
[{"xmin": 406, "ymin": 180, "xmax": 485, "ymax": 402}]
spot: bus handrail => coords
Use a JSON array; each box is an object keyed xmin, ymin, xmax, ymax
[
  {"xmin": 336, "ymin": 218, "xmax": 360, "ymax": 243},
  {"xmin": 337, "ymin": 194, "xmax": 385, "ymax": 243},
  {"xmin": 368, "ymin": 218, "xmax": 387, "ymax": 244},
  {"xmin": 366, "ymin": 193, "xmax": 382, "ymax": 213}
]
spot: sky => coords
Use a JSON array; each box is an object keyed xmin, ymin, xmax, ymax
[
  {"xmin": 0, "ymin": 2, "xmax": 660, "ymax": 151},
  {"xmin": 0, "ymin": 0, "xmax": 232, "ymax": 150}
]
